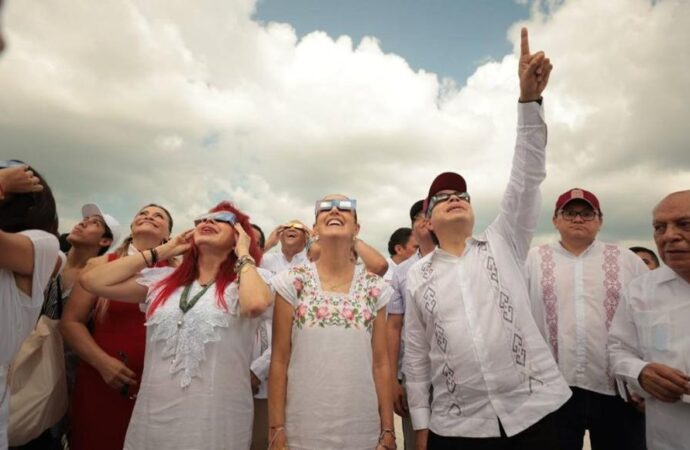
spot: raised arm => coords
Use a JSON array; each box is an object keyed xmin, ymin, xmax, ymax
[
  {"xmin": 234, "ymin": 224, "xmax": 273, "ymax": 317},
  {"xmin": 80, "ymin": 231, "xmax": 192, "ymax": 302},
  {"xmin": 355, "ymin": 238, "xmax": 388, "ymax": 276},
  {"xmin": 492, "ymin": 27, "xmax": 553, "ymax": 260}
]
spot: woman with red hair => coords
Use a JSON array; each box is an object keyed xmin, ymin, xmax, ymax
[{"xmin": 80, "ymin": 201, "xmax": 273, "ymax": 449}]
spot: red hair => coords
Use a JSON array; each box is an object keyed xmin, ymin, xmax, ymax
[{"xmin": 146, "ymin": 201, "xmax": 263, "ymax": 319}]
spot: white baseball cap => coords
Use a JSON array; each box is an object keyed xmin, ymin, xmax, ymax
[{"xmin": 81, "ymin": 203, "xmax": 122, "ymax": 250}]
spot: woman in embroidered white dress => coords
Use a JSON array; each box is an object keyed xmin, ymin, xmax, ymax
[
  {"xmin": 81, "ymin": 201, "xmax": 273, "ymax": 450},
  {"xmin": 268, "ymin": 195, "xmax": 396, "ymax": 450}
]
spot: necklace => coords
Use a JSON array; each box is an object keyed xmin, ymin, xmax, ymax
[
  {"xmin": 321, "ymin": 278, "xmax": 352, "ymax": 291},
  {"xmin": 177, "ymin": 281, "xmax": 215, "ymax": 327}
]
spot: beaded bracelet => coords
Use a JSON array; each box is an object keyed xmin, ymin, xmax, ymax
[{"xmin": 378, "ymin": 429, "xmax": 397, "ymax": 450}]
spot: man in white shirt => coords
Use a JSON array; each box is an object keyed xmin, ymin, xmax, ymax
[
  {"xmin": 387, "ymin": 200, "xmax": 436, "ymax": 450},
  {"xmin": 384, "ymin": 227, "xmax": 418, "ymax": 284},
  {"xmin": 251, "ymin": 220, "xmax": 309, "ymax": 450},
  {"xmin": 404, "ymin": 28, "xmax": 571, "ymax": 450},
  {"xmin": 526, "ymin": 188, "xmax": 648, "ymax": 450},
  {"xmin": 608, "ymin": 190, "xmax": 690, "ymax": 450}
]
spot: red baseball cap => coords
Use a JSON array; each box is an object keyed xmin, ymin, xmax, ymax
[
  {"xmin": 423, "ymin": 172, "xmax": 467, "ymax": 213},
  {"xmin": 554, "ymin": 188, "xmax": 601, "ymax": 213}
]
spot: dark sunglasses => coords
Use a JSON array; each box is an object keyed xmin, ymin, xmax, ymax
[{"xmin": 426, "ymin": 191, "xmax": 471, "ymax": 216}]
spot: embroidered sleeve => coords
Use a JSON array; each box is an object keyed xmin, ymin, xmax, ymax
[{"xmin": 270, "ymin": 264, "xmax": 309, "ymax": 307}]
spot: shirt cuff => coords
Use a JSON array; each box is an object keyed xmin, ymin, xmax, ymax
[
  {"xmin": 409, "ymin": 407, "xmax": 430, "ymax": 430},
  {"xmin": 251, "ymin": 356, "xmax": 270, "ymax": 381},
  {"xmin": 622, "ymin": 359, "xmax": 651, "ymax": 398},
  {"xmin": 517, "ymin": 100, "xmax": 545, "ymax": 127}
]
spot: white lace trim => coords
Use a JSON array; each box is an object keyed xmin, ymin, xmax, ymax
[{"xmin": 146, "ymin": 285, "xmax": 232, "ymax": 388}]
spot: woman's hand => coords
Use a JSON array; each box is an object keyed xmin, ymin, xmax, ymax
[
  {"xmin": 376, "ymin": 429, "xmax": 397, "ymax": 450},
  {"xmin": 96, "ymin": 354, "xmax": 137, "ymax": 390},
  {"xmin": 269, "ymin": 427, "xmax": 288, "ymax": 450},
  {"xmin": 158, "ymin": 229, "xmax": 194, "ymax": 259},
  {"xmin": 234, "ymin": 223, "xmax": 252, "ymax": 257},
  {"xmin": 0, "ymin": 165, "xmax": 43, "ymax": 197}
]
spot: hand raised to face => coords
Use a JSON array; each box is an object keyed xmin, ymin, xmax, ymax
[{"xmin": 518, "ymin": 27, "xmax": 553, "ymax": 102}]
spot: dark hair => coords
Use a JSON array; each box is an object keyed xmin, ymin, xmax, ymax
[
  {"xmin": 409, "ymin": 200, "xmax": 424, "ymax": 223},
  {"xmin": 629, "ymin": 246, "xmax": 659, "ymax": 268},
  {"xmin": 98, "ymin": 224, "xmax": 114, "ymax": 256},
  {"xmin": 59, "ymin": 233, "xmax": 72, "ymax": 253},
  {"xmin": 0, "ymin": 164, "xmax": 58, "ymax": 236},
  {"xmin": 387, "ymin": 227, "xmax": 413, "ymax": 257},
  {"xmin": 251, "ymin": 223, "xmax": 266, "ymax": 250}
]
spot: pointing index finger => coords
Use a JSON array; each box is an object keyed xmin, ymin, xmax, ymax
[{"xmin": 520, "ymin": 27, "xmax": 530, "ymax": 57}]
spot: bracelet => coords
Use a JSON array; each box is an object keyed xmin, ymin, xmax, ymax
[
  {"xmin": 268, "ymin": 426, "xmax": 285, "ymax": 449},
  {"xmin": 150, "ymin": 247, "xmax": 159, "ymax": 266},
  {"xmin": 140, "ymin": 251, "xmax": 151, "ymax": 268},
  {"xmin": 378, "ymin": 428, "xmax": 396, "ymax": 450},
  {"xmin": 233, "ymin": 254, "xmax": 256, "ymax": 274}
]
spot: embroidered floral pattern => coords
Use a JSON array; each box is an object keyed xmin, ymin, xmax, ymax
[
  {"xmin": 290, "ymin": 264, "xmax": 383, "ymax": 332},
  {"xmin": 146, "ymin": 284, "xmax": 232, "ymax": 388}
]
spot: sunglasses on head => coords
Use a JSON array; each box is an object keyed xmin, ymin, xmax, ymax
[
  {"xmin": 193, "ymin": 211, "xmax": 238, "ymax": 226},
  {"xmin": 315, "ymin": 199, "xmax": 357, "ymax": 215},
  {"xmin": 426, "ymin": 191, "xmax": 471, "ymax": 216},
  {"xmin": 0, "ymin": 160, "xmax": 26, "ymax": 169}
]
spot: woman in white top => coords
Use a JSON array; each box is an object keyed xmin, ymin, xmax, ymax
[
  {"xmin": 0, "ymin": 160, "xmax": 61, "ymax": 448},
  {"xmin": 80, "ymin": 201, "xmax": 274, "ymax": 450},
  {"xmin": 268, "ymin": 194, "xmax": 396, "ymax": 450}
]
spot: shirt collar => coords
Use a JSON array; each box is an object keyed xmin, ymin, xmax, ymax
[{"xmin": 656, "ymin": 264, "xmax": 686, "ymax": 285}]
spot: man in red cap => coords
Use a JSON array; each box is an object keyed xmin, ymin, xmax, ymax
[
  {"xmin": 404, "ymin": 28, "xmax": 570, "ymax": 449},
  {"xmin": 525, "ymin": 188, "xmax": 647, "ymax": 450}
]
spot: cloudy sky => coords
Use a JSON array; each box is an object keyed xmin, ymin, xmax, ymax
[{"xmin": 2, "ymin": 0, "xmax": 688, "ymax": 254}]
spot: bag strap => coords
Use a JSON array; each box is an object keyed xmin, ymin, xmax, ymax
[{"xmin": 56, "ymin": 275, "xmax": 64, "ymax": 318}]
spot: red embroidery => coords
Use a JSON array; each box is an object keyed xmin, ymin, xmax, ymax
[
  {"xmin": 602, "ymin": 244, "xmax": 622, "ymax": 388},
  {"xmin": 539, "ymin": 245, "xmax": 558, "ymax": 361}
]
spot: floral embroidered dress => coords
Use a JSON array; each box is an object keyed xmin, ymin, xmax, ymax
[
  {"xmin": 124, "ymin": 267, "xmax": 272, "ymax": 450},
  {"xmin": 272, "ymin": 262, "xmax": 391, "ymax": 450}
]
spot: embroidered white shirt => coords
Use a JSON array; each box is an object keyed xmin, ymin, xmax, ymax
[
  {"xmin": 526, "ymin": 241, "xmax": 648, "ymax": 395},
  {"xmin": 608, "ymin": 266, "xmax": 690, "ymax": 450},
  {"xmin": 403, "ymin": 102, "xmax": 571, "ymax": 438}
]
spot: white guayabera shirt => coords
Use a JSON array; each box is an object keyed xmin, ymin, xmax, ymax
[
  {"xmin": 608, "ymin": 265, "xmax": 690, "ymax": 450},
  {"xmin": 526, "ymin": 240, "xmax": 648, "ymax": 395},
  {"xmin": 404, "ymin": 102, "xmax": 571, "ymax": 438}
]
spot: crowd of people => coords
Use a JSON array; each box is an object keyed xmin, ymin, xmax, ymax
[{"xmin": 1, "ymin": 26, "xmax": 689, "ymax": 450}]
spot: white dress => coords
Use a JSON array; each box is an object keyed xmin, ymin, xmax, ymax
[
  {"xmin": 271, "ymin": 262, "xmax": 391, "ymax": 450},
  {"xmin": 124, "ymin": 267, "xmax": 272, "ymax": 450},
  {"xmin": 0, "ymin": 230, "xmax": 59, "ymax": 449}
]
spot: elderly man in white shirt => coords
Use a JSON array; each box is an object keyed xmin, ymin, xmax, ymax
[
  {"xmin": 251, "ymin": 219, "xmax": 309, "ymax": 450},
  {"xmin": 404, "ymin": 28, "xmax": 570, "ymax": 450},
  {"xmin": 526, "ymin": 188, "xmax": 648, "ymax": 450},
  {"xmin": 608, "ymin": 190, "xmax": 690, "ymax": 450}
]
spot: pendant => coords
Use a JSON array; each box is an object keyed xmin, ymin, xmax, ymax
[{"xmin": 177, "ymin": 318, "xmax": 183, "ymax": 328}]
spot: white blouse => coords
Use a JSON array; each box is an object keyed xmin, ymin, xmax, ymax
[
  {"xmin": 123, "ymin": 266, "xmax": 272, "ymax": 450},
  {"xmin": 0, "ymin": 230, "xmax": 59, "ymax": 449},
  {"xmin": 272, "ymin": 262, "xmax": 391, "ymax": 450}
]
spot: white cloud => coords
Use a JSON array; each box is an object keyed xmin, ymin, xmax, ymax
[{"xmin": 1, "ymin": 0, "xmax": 687, "ymax": 253}]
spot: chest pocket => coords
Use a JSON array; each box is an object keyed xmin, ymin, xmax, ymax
[{"xmin": 634, "ymin": 310, "xmax": 673, "ymax": 354}]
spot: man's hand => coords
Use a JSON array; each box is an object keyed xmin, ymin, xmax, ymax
[
  {"xmin": 393, "ymin": 381, "xmax": 410, "ymax": 417},
  {"xmin": 518, "ymin": 27, "xmax": 553, "ymax": 102},
  {"xmin": 639, "ymin": 362, "xmax": 690, "ymax": 402}
]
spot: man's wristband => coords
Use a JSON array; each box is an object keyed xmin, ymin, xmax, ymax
[{"xmin": 518, "ymin": 96, "xmax": 543, "ymax": 105}]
